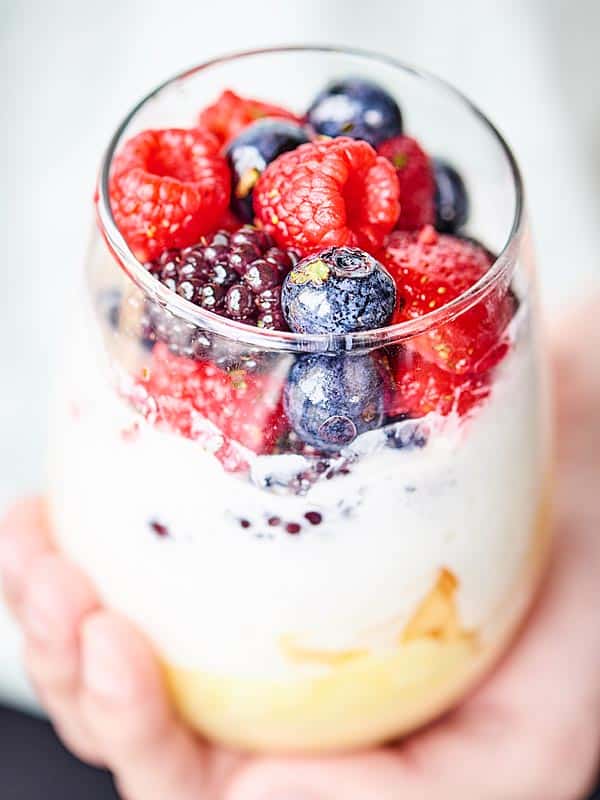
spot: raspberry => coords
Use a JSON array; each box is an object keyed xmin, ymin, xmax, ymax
[
  {"xmin": 384, "ymin": 227, "xmax": 515, "ymax": 374},
  {"xmin": 385, "ymin": 226, "xmax": 493, "ymax": 295},
  {"xmin": 377, "ymin": 136, "xmax": 434, "ymax": 230},
  {"xmin": 139, "ymin": 343, "xmax": 287, "ymax": 464},
  {"xmin": 389, "ymin": 351, "xmax": 491, "ymax": 418},
  {"xmin": 218, "ymin": 208, "xmax": 244, "ymax": 232},
  {"xmin": 253, "ymin": 137, "xmax": 400, "ymax": 256},
  {"xmin": 198, "ymin": 90, "xmax": 300, "ymax": 145},
  {"xmin": 109, "ymin": 129, "xmax": 230, "ymax": 261}
]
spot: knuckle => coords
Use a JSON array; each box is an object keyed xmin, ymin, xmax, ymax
[{"xmin": 24, "ymin": 641, "xmax": 78, "ymax": 698}]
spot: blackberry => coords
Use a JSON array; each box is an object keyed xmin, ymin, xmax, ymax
[
  {"xmin": 142, "ymin": 226, "xmax": 300, "ymax": 369},
  {"xmin": 224, "ymin": 284, "xmax": 255, "ymax": 320},
  {"xmin": 243, "ymin": 259, "xmax": 280, "ymax": 293},
  {"xmin": 145, "ymin": 226, "xmax": 294, "ymax": 330}
]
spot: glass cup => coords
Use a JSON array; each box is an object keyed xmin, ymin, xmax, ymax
[{"xmin": 48, "ymin": 46, "xmax": 552, "ymax": 753}]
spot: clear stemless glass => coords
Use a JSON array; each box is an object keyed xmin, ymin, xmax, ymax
[{"xmin": 48, "ymin": 47, "xmax": 552, "ymax": 753}]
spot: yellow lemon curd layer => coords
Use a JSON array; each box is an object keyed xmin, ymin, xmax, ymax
[{"xmin": 164, "ymin": 569, "xmax": 484, "ymax": 753}]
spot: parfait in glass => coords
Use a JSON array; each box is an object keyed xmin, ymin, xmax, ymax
[{"xmin": 49, "ymin": 47, "xmax": 552, "ymax": 753}]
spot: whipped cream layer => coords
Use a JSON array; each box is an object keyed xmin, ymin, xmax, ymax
[{"xmin": 49, "ymin": 307, "xmax": 546, "ymax": 678}]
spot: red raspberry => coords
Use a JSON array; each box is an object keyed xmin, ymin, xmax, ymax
[
  {"xmin": 109, "ymin": 128, "xmax": 230, "ymax": 261},
  {"xmin": 198, "ymin": 90, "xmax": 300, "ymax": 146},
  {"xmin": 389, "ymin": 351, "xmax": 491, "ymax": 418},
  {"xmin": 253, "ymin": 137, "xmax": 400, "ymax": 256},
  {"xmin": 218, "ymin": 208, "xmax": 244, "ymax": 232},
  {"xmin": 384, "ymin": 226, "xmax": 515, "ymax": 374},
  {"xmin": 139, "ymin": 344, "xmax": 286, "ymax": 466},
  {"xmin": 377, "ymin": 136, "xmax": 434, "ymax": 230}
]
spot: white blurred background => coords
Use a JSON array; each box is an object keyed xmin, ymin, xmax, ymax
[{"xmin": 1, "ymin": 0, "xmax": 599, "ymax": 708}]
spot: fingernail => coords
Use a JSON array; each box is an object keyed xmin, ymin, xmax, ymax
[{"xmin": 82, "ymin": 618, "xmax": 141, "ymax": 703}]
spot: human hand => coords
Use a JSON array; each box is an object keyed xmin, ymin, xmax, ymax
[{"xmin": 1, "ymin": 299, "xmax": 600, "ymax": 800}]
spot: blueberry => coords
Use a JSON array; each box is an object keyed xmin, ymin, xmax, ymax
[
  {"xmin": 226, "ymin": 119, "xmax": 309, "ymax": 222},
  {"xmin": 307, "ymin": 78, "xmax": 403, "ymax": 147},
  {"xmin": 281, "ymin": 247, "xmax": 395, "ymax": 335},
  {"xmin": 284, "ymin": 353, "xmax": 386, "ymax": 452},
  {"xmin": 432, "ymin": 158, "xmax": 469, "ymax": 234}
]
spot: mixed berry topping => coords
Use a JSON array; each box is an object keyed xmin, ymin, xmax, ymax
[
  {"xmin": 104, "ymin": 75, "xmax": 516, "ymax": 471},
  {"xmin": 281, "ymin": 246, "xmax": 396, "ymax": 334},
  {"xmin": 226, "ymin": 119, "xmax": 310, "ymax": 222},
  {"xmin": 306, "ymin": 78, "xmax": 403, "ymax": 147}
]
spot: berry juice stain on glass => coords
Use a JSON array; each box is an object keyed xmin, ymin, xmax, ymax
[{"xmin": 48, "ymin": 47, "xmax": 552, "ymax": 753}]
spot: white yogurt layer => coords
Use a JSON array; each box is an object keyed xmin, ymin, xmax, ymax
[{"xmin": 49, "ymin": 308, "xmax": 547, "ymax": 678}]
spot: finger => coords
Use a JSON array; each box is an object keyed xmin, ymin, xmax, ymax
[
  {"xmin": 21, "ymin": 553, "xmax": 101, "ymax": 764},
  {"xmin": 26, "ymin": 638, "xmax": 103, "ymax": 766},
  {"xmin": 0, "ymin": 497, "xmax": 52, "ymax": 615},
  {"xmin": 226, "ymin": 749, "xmax": 439, "ymax": 800},
  {"xmin": 80, "ymin": 611, "xmax": 227, "ymax": 800}
]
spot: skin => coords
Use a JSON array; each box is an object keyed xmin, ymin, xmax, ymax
[{"xmin": 1, "ymin": 299, "xmax": 599, "ymax": 800}]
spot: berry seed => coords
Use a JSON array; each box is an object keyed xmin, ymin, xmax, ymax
[
  {"xmin": 149, "ymin": 520, "xmax": 169, "ymax": 537},
  {"xmin": 304, "ymin": 511, "xmax": 322, "ymax": 526},
  {"xmin": 285, "ymin": 522, "xmax": 301, "ymax": 534}
]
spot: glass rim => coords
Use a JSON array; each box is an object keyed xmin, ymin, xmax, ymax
[{"xmin": 96, "ymin": 44, "xmax": 524, "ymax": 353}]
